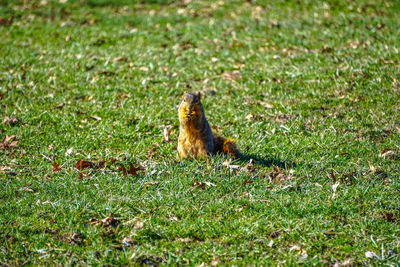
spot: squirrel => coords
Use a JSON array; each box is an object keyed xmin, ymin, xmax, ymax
[{"xmin": 177, "ymin": 91, "xmax": 239, "ymax": 159}]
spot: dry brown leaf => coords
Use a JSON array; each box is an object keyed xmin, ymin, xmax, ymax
[
  {"xmin": 223, "ymin": 159, "xmax": 241, "ymax": 172},
  {"xmin": 120, "ymin": 163, "xmax": 144, "ymax": 176},
  {"xmin": 268, "ymin": 166, "xmax": 292, "ymax": 183},
  {"xmin": 0, "ymin": 16, "xmax": 13, "ymax": 26},
  {"xmin": 111, "ymin": 56, "xmax": 128, "ymax": 63},
  {"xmin": 322, "ymin": 45, "xmax": 333, "ymax": 53},
  {"xmin": 0, "ymin": 135, "xmax": 18, "ymax": 149},
  {"xmin": 70, "ymin": 232, "xmax": 83, "ymax": 244},
  {"xmin": 369, "ymin": 165, "xmax": 376, "ymax": 173},
  {"xmin": 242, "ymin": 159, "xmax": 256, "ymax": 174},
  {"xmin": 192, "ymin": 181, "xmax": 216, "ymax": 189},
  {"xmin": 75, "ymin": 160, "xmax": 105, "ymax": 170},
  {"xmin": 124, "ymin": 218, "xmax": 144, "ymax": 231},
  {"xmin": 20, "ymin": 186, "xmax": 34, "ymax": 192},
  {"xmin": 255, "ymin": 101, "xmax": 274, "ymax": 109},
  {"xmin": 53, "ymin": 103, "xmax": 65, "ymax": 109},
  {"xmin": 2, "ymin": 117, "xmax": 18, "ymax": 125},
  {"xmin": 325, "ymin": 229, "xmax": 336, "ymax": 235},
  {"xmin": 52, "ymin": 162, "xmax": 62, "ymax": 172},
  {"xmin": 379, "ymin": 148, "xmax": 399, "ymax": 159},
  {"xmin": 90, "ymin": 215, "xmax": 119, "ymax": 228},
  {"xmin": 222, "ymin": 71, "xmax": 241, "ymax": 81},
  {"xmin": 289, "ymin": 245, "xmax": 308, "ymax": 259},
  {"xmin": 144, "ymin": 181, "xmax": 158, "ymax": 188}
]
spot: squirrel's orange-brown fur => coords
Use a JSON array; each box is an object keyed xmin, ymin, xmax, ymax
[{"xmin": 177, "ymin": 92, "xmax": 239, "ymax": 159}]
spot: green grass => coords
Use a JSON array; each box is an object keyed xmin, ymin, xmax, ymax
[{"xmin": 1, "ymin": 0, "xmax": 400, "ymax": 265}]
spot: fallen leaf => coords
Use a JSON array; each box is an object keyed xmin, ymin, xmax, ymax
[
  {"xmin": 243, "ymin": 180, "xmax": 253, "ymax": 185},
  {"xmin": 381, "ymin": 211, "xmax": 397, "ymax": 223},
  {"xmin": 379, "ymin": 148, "xmax": 398, "ymax": 159},
  {"xmin": 0, "ymin": 166, "xmax": 10, "ymax": 171},
  {"xmin": 2, "ymin": 117, "xmax": 18, "ymax": 125},
  {"xmin": 246, "ymin": 114, "xmax": 255, "ymax": 121},
  {"xmin": 332, "ymin": 182, "xmax": 340, "ymax": 192},
  {"xmin": 70, "ymin": 232, "xmax": 83, "ymax": 244},
  {"xmin": 0, "ymin": 16, "xmax": 13, "ymax": 26},
  {"xmin": 342, "ymin": 258, "xmax": 355, "ymax": 266},
  {"xmin": 120, "ymin": 163, "xmax": 144, "ymax": 176},
  {"xmin": 325, "ymin": 229, "xmax": 336, "ymax": 235},
  {"xmin": 52, "ymin": 162, "xmax": 61, "ymax": 172},
  {"xmin": 222, "ymin": 71, "xmax": 241, "ymax": 81},
  {"xmin": 223, "ymin": 159, "xmax": 241, "ymax": 172},
  {"xmin": 242, "ymin": 159, "xmax": 256, "ymax": 174},
  {"xmin": 365, "ymin": 251, "xmax": 377, "ymax": 259},
  {"xmin": 255, "ymin": 101, "xmax": 274, "ymax": 109},
  {"xmin": 111, "ymin": 56, "xmax": 128, "ymax": 63},
  {"xmin": 0, "ymin": 135, "xmax": 18, "ymax": 149},
  {"xmin": 144, "ymin": 181, "xmax": 158, "ymax": 188},
  {"xmin": 269, "ymin": 231, "xmax": 281, "ymax": 238},
  {"xmin": 123, "ymin": 218, "xmax": 144, "ymax": 230},
  {"xmin": 322, "ymin": 44, "xmax": 333, "ymax": 53},
  {"xmin": 211, "ymin": 257, "xmax": 220, "ymax": 266},
  {"xmin": 53, "ymin": 103, "xmax": 65, "ymax": 109},
  {"xmin": 162, "ymin": 126, "xmax": 173, "ymax": 143},
  {"xmin": 289, "ymin": 245, "xmax": 308, "ymax": 259},
  {"xmin": 122, "ymin": 237, "xmax": 135, "ymax": 247},
  {"xmin": 192, "ymin": 181, "xmax": 216, "ymax": 189},
  {"xmin": 20, "ymin": 186, "xmax": 34, "ymax": 192},
  {"xmin": 90, "ymin": 115, "xmax": 102, "ymax": 121},
  {"xmin": 167, "ymin": 216, "xmax": 180, "ymax": 222},
  {"xmin": 75, "ymin": 160, "xmax": 105, "ymax": 170},
  {"xmin": 65, "ymin": 147, "xmax": 73, "ymax": 156},
  {"xmin": 79, "ymin": 172, "xmax": 90, "ymax": 179},
  {"xmin": 268, "ymin": 165, "xmax": 292, "ymax": 183},
  {"xmin": 236, "ymin": 204, "xmax": 250, "ymax": 212},
  {"xmin": 369, "ymin": 165, "xmax": 376, "ymax": 173},
  {"xmin": 90, "ymin": 215, "xmax": 119, "ymax": 228}
]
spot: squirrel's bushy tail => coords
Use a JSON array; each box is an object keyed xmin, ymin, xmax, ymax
[{"xmin": 213, "ymin": 135, "xmax": 240, "ymax": 158}]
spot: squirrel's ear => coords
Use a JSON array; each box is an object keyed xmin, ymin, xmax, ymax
[{"xmin": 197, "ymin": 91, "xmax": 201, "ymax": 100}]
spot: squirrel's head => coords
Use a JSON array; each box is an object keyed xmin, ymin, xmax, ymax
[{"xmin": 179, "ymin": 91, "xmax": 203, "ymax": 121}]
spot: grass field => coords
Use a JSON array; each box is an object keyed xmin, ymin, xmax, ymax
[{"xmin": 1, "ymin": 0, "xmax": 400, "ymax": 265}]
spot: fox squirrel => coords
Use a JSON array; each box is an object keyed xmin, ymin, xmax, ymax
[{"xmin": 177, "ymin": 92, "xmax": 239, "ymax": 159}]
